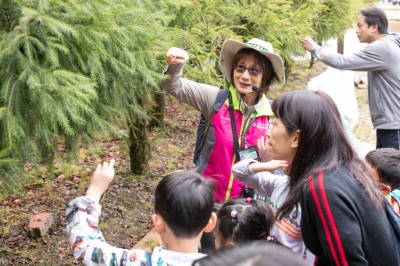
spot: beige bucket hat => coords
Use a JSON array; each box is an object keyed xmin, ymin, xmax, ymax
[{"xmin": 219, "ymin": 38, "xmax": 285, "ymax": 88}]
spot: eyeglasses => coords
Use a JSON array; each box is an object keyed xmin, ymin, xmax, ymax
[{"xmin": 233, "ymin": 64, "xmax": 262, "ymax": 76}]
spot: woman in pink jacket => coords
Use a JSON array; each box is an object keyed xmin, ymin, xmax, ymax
[{"xmin": 161, "ymin": 38, "xmax": 285, "ymax": 203}]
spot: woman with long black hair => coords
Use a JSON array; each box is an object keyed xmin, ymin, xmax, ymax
[{"xmin": 267, "ymin": 90, "xmax": 397, "ymax": 265}]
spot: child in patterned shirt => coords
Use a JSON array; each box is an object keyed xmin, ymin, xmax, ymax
[{"xmin": 66, "ymin": 160, "xmax": 216, "ymax": 266}]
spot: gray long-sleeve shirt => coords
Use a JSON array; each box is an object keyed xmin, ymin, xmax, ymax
[
  {"xmin": 231, "ymin": 159, "xmax": 315, "ymax": 264},
  {"xmin": 314, "ymin": 33, "xmax": 400, "ymax": 129}
]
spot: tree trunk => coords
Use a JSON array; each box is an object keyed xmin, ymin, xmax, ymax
[
  {"xmin": 337, "ymin": 38, "xmax": 344, "ymax": 55},
  {"xmin": 0, "ymin": 0, "xmax": 12, "ymax": 31},
  {"xmin": 309, "ymin": 54, "xmax": 315, "ymax": 68},
  {"xmin": 149, "ymin": 91, "xmax": 165, "ymax": 129},
  {"xmin": 129, "ymin": 96, "xmax": 150, "ymax": 175},
  {"xmin": 129, "ymin": 119, "xmax": 150, "ymax": 174}
]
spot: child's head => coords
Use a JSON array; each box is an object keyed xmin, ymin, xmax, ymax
[
  {"xmin": 214, "ymin": 198, "xmax": 274, "ymax": 248},
  {"xmin": 365, "ymin": 148, "xmax": 400, "ymax": 194},
  {"xmin": 153, "ymin": 170, "xmax": 215, "ymax": 238},
  {"xmin": 192, "ymin": 241, "xmax": 307, "ymax": 266}
]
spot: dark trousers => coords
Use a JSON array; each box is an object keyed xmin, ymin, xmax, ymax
[{"xmin": 376, "ymin": 129, "xmax": 400, "ymax": 150}]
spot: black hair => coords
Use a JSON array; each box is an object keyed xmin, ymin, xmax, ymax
[
  {"xmin": 272, "ymin": 90, "xmax": 383, "ymax": 219},
  {"xmin": 154, "ymin": 170, "xmax": 214, "ymax": 238},
  {"xmin": 192, "ymin": 241, "xmax": 307, "ymax": 266},
  {"xmin": 230, "ymin": 48, "xmax": 278, "ymax": 91},
  {"xmin": 360, "ymin": 7, "xmax": 388, "ymax": 34},
  {"xmin": 365, "ymin": 148, "xmax": 400, "ymax": 190},
  {"xmin": 214, "ymin": 198, "xmax": 274, "ymax": 246}
]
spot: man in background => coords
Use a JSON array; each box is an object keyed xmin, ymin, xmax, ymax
[{"xmin": 301, "ymin": 7, "xmax": 400, "ymax": 149}]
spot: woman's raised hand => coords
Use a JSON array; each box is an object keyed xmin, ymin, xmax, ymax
[
  {"xmin": 166, "ymin": 47, "xmax": 189, "ymax": 65},
  {"xmin": 249, "ymin": 159, "xmax": 289, "ymax": 174},
  {"xmin": 258, "ymin": 136, "xmax": 270, "ymax": 162}
]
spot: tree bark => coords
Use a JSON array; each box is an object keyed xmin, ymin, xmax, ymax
[
  {"xmin": 149, "ymin": 91, "xmax": 165, "ymax": 129},
  {"xmin": 129, "ymin": 119, "xmax": 150, "ymax": 174},
  {"xmin": 337, "ymin": 38, "xmax": 344, "ymax": 55}
]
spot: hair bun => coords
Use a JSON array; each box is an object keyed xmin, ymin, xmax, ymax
[{"xmin": 231, "ymin": 210, "xmax": 238, "ymax": 218}]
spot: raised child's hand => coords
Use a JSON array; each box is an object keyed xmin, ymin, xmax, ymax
[
  {"xmin": 166, "ymin": 47, "xmax": 189, "ymax": 65},
  {"xmin": 86, "ymin": 159, "xmax": 115, "ymax": 203}
]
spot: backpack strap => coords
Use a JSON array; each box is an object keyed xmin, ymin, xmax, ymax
[
  {"xmin": 384, "ymin": 198, "xmax": 400, "ymax": 263},
  {"xmin": 213, "ymin": 89, "xmax": 230, "ymax": 112},
  {"xmin": 198, "ymin": 89, "xmax": 230, "ymax": 158},
  {"xmin": 385, "ymin": 198, "xmax": 400, "ymax": 237}
]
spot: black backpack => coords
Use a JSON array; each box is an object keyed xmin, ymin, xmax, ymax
[
  {"xmin": 193, "ymin": 89, "xmax": 230, "ymax": 164},
  {"xmin": 384, "ymin": 198, "xmax": 400, "ymax": 265}
]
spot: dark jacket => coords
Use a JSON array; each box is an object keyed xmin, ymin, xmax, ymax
[{"xmin": 301, "ymin": 167, "xmax": 398, "ymax": 265}]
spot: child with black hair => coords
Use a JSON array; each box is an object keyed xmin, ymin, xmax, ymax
[
  {"xmin": 66, "ymin": 160, "xmax": 217, "ymax": 265},
  {"xmin": 232, "ymin": 159, "xmax": 315, "ymax": 264},
  {"xmin": 213, "ymin": 198, "xmax": 275, "ymax": 248},
  {"xmin": 192, "ymin": 241, "xmax": 308, "ymax": 266},
  {"xmin": 365, "ymin": 148, "xmax": 400, "ymax": 215}
]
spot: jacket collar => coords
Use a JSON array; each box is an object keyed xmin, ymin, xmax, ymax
[{"xmin": 228, "ymin": 86, "xmax": 273, "ymax": 116}]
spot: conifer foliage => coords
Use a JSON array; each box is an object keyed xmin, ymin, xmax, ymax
[
  {"xmin": 0, "ymin": 0, "xmax": 373, "ymax": 193},
  {"xmin": 0, "ymin": 0, "xmax": 164, "ymax": 190}
]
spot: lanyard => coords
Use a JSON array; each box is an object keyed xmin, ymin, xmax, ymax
[
  {"xmin": 228, "ymin": 93, "xmax": 258, "ymax": 153},
  {"xmin": 228, "ymin": 93, "xmax": 240, "ymax": 154},
  {"xmin": 240, "ymin": 112, "xmax": 257, "ymax": 149},
  {"xmin": 273, "ymin": 188, "xmax": 286, "ymax": 211},
  {"xmin": 225, "ymin": 94, "xmax": 259, "ymax": 202}
]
